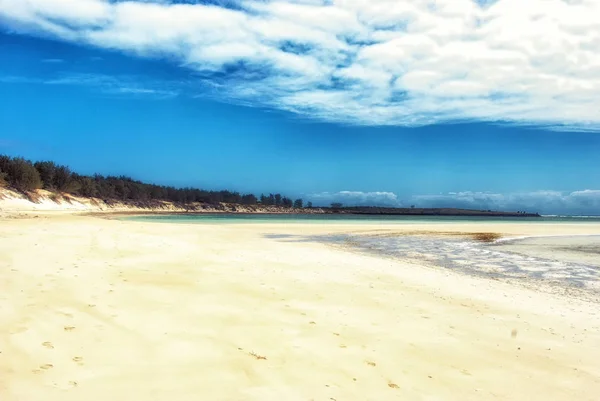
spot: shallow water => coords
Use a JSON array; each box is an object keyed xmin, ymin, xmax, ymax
[
  {"xmin": 325, "ymin": 234, "xmax": 600, "ymax": 296},
  {"xmin": 126, "ymin": 213, "xmax": 600, "ymax": 224}
]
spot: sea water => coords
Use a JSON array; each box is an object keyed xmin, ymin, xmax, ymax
[{"xmin": 126, "ymin": 213, "xmax": 600, "ymax": 224}]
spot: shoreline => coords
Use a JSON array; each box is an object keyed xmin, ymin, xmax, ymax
[{"xmin": 0, "ymin": 187, "xmax": 544, "ymax": 218}]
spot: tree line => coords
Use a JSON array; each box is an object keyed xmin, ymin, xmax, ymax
[{"xmin": 0, "ymin": 154, "xmax": 308, "ymax": 207}]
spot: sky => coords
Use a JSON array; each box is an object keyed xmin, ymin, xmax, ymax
[{"xmin": 0, "ymin": 0, "xmax": 599, "ymax": 215}]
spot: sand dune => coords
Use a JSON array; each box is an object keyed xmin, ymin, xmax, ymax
[{"xmin": 1, "ymin": 214, "xmax": 600, "ymax": 400}]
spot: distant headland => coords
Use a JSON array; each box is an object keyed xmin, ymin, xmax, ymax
[
  {"xmin": 0, "ymin": 154, "xmax": 538, "ymax": 217},
  {"xmin": 324, "ymin": 206, "xmax": 540, "ymax": 217}
]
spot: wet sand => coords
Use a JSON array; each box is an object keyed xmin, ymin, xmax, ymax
[
  {"xmin": 492, "ymin": 235, "xmax": 600, "ymax": 267},
  {"xmin": 1, "ymin": 214, "xmax": 600, "ymax": 401}
]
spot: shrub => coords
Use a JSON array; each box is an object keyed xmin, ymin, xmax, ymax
[
  {"xmin": 74, "ymin": 176, "xmax": 97, "ymax": 197},
  {"xmin": 34, "ymin": 161, "xmax": 57, "ymax": 189},
  {"xmin": 3, "ymin": 157, "xmax": 43, "ymax": 191},
  {"xmin": 53, "ymin": 165, "xmax": 73, "ymax": 191}
]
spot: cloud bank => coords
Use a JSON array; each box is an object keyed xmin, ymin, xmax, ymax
[
  {"xmin": 310, "ymin": 189, "xmax": 600, "ymax": 215},
  {"xmin": 1, "ymin": 0, "xmax": 600, "ymax": 129},
  {"xmin": 308, "ymin": 191, "xmax": 400, "ymax": 207},
  {"xmin": 413, "ymin": 190, "xmax": 600, "ymax": 215}
]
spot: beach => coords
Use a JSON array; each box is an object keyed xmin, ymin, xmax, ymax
[{"xmin": 1, "ymin": 212, "xmax": 600, "ymax": 401}]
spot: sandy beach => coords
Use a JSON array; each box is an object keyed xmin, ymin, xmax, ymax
[{"xmin": 1, "ymin": 213, "xmax": 600, "ymax": 401}]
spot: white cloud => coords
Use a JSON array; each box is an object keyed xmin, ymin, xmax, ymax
[
  {"xmin": 308, "ymin": 191, "xmax": 400, "ymax": 207},
  {"xmin": 1, "ymin": 0, "xmax": 600, "ymax": 129},
  {"xmin": 308, "ymin": 189, "xmax": 600, "ymax": 214},
  {"xmin": 413, "ymin": 190, "xmax": 600, "ymax": 215},
  {"xmin": 43, "ymin": 73, "xmax": 181, "ymax": 98}
]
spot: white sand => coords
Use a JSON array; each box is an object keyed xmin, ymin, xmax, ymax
[{"xmin": 1, "ymin": 214, "xmax": 600, "ymax": 401}]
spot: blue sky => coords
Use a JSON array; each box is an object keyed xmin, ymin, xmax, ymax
[{"xmin": 1, "ymin": 0, "xmax": 599, "ymax": 214}]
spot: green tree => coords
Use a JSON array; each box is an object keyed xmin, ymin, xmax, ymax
[
  {"xmin": 0, "ymin": 155, "xmax": 11, "ymax": 186},
  {"xmin": 3, "ymin": 157, "xmax": 42, "ymax": 191},
  {"xmin": 241, "ymin": 194, "xmax": 258, "ymax": 205},
  {"xmin": 53, "ymin": 165, "xmax": 74, "ymax": 191},
  {"xmin": 306, "ymin": 201, "xmax": 313, "ymax": 208},
  {"xmin": 331, "ymin": 202, "xmax": 343, "ymax": 209},
  {"xmin": 74, "ymin": 175, "xmax": 97, "ymax": 197},
  {"xmin": 293, "ymin": 198, "xmax": 303, "ymax": 208},
  {"xmin": 1, "ymin": 153, "xmax": 303, "ymax": 209},
  {"xmin": 34, "ymin": 161, "xmax": 57, "ymax": 189}
]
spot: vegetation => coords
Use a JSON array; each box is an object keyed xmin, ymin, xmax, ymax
[
  {"xmin": 259, "ymin": 193, "xmax": 294, "ymax": 208},
  {"xmin": 0, "ymin": 155, "xmax": 43, "ymax": 191},
  {"xmin": 34, "ymin": 161, "xmax": 78, "ymax": 192},
  {"xmin": 0, "ymin": 154, "xmax": 304, "ymax": 207}
]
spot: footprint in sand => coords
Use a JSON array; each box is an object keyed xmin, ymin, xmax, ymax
[
  {"xmin": 72, "ymin": 356, "xmax": 83, "ymax": 362},
  {"xmin": 40, "ymin": 364, "xmax": 54, "ymax": 370},
  {"xmin": 64, "ymin": 326, "xmax": 76, "ymax": 332},
  {"xmin": 42, "ymin": 342, "xmax": 54, "ymax": 349},
  {"xmin": 248, "ymin": 352, "xmax": 267, "ymax": 360},
  {"xmin": 366, "ymin": 361, "xmax": 376, "ymax": 367},
  {"xmin": 388, "ymin": 383, "xmax": 399, "ymax": 389}
]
